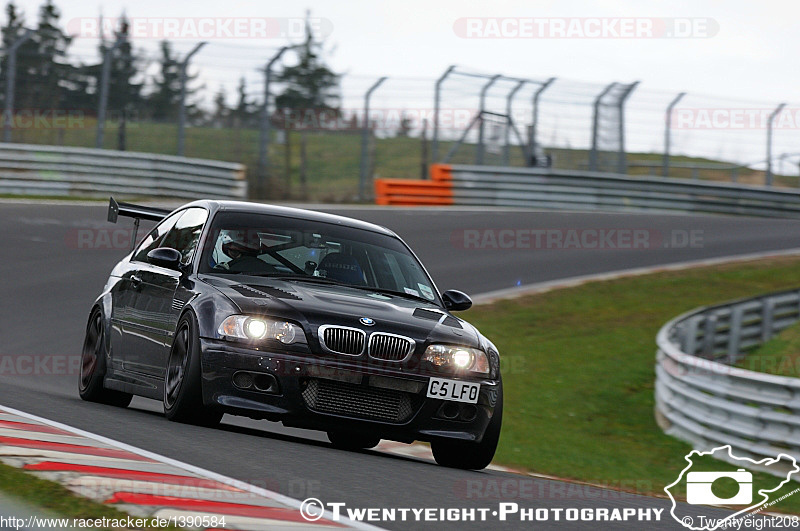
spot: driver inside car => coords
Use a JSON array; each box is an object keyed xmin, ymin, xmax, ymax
[{"xmin": 215, "ymin": 230, "xmax": 275, "ymax": 274}]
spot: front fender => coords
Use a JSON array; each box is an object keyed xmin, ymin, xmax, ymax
[{"xmin": 189, "ymin": 286, "xmax": 240, "ymax": 340}]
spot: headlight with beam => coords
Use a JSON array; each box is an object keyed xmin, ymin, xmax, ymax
[
  {"xmin": 422, "ymin": 344, "xmax": 490, "ymax": 375},
  {"xmin": 218, "ymin": 315, "xmax": 300, "ymax": 344}
]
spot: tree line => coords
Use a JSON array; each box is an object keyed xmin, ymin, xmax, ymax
[{"xmin": 0, "ymin": 1, "xmax": 342, "ymax": 131}]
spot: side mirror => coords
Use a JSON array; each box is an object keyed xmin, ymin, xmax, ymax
[
  {"xmin": 442, "ymin": 290, "xmax": 472, "ymax": 312},
  {"xmin": 147, "ymin": 247, "xmax": 183, "ymax": 270}
]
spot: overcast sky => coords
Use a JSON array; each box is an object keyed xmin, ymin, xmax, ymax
[
  {"xmin": 7, "ymin": 0, "xmax": 792, "ymax": 101},
  {"xmin": 7, "ymin": 0, "xmax": 799, "ymax": 166}
]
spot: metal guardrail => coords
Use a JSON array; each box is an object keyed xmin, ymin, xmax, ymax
[
  {"xmin": 376, "ymin": 164, "xmax": 800, "ymax": 218},
  {"xmin": 655, "ymin": 288, "xmax": 800, "ymax": 478},
  {"xmin": 0, "ymin": 143, "xmax": 247, "ymax": 199}
]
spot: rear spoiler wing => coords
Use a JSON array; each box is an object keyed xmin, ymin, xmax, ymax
[
  {"xmin": 107, "ymin": 197, "xmax": 173, "ymax": 251},
  {"xmin": 107, "ymin": 196, "xmax": 171, "ymax": 224}
]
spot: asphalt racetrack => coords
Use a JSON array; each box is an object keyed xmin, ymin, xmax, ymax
[{"xmin": 3, "ymin": 201, "xmax": 800, "ymax": 529}]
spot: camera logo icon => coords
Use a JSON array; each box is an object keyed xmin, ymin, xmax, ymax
[{"xmin": 686, "ymin": 469, "xmax": 753, "ymax": 505}]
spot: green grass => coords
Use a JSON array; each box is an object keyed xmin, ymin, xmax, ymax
[
  {"xmin": 465, "ymin": 256, "xmax": 800, "ymax": 512},
  {"xmin": 737, "ymin": 322, "xmax": 800, "ymax": 377},
  {"xmin": 9, "ymin": 117, "xmax": 797, "ymax": 201},
  {"xmin": 0, "ymin": 461, "xmax": 181, "ymax": 529}
]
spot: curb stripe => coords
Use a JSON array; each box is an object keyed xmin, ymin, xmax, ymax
[
  {"xmin": 106, "ymin": 492, "xmax": 341, "ymax": 525},
  {"xmin": 0, "ymin": 420, "xmax": 74, "ymax": 436},
  {"xmin": 23, "ymin": 462, "xmax": 240, "ymax": 491},
  {"xmin": 0, "ymin": 405, "xmax": 383, "ymax": 531},
  {"xmin": 0, "ymin": 436, "xmax": 153, "ymax": 461}
]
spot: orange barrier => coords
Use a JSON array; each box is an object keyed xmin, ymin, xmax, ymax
[
  {"xmin": 374, "ymin": 164, "xmax": 453, "ymax": 206},
  {"xmin": 429, "ymin": 163, "xmax": 452, "ymax": 182}
]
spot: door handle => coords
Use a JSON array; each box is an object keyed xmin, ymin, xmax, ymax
[{"xmin": 131, "ymin": 275, "xmax": 142, "ymax": 288}]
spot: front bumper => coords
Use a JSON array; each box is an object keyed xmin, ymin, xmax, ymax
[{"xmin": 200, "ymin": 339, "xmax": 501, "ymax": 444}]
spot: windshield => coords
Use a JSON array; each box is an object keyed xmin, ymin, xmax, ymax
[{"xmin": 199, "ymin": 212, "xmax": 440, "ymax": 304}]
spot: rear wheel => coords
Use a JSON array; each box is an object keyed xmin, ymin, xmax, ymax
[
  {"xmin": 78, "ymin": 308, "xmax": 133, "ymax": 407},
  {"xmin": 327, "ymin": 431, "xmax": 381, "ymax": 451},
  {"xmin": 431, "ymin": 381, "xmax": 503, "ymax": 470},
  {"xmin": 163, "ymin": 313, "xmax": 223, "ymax": 427}
]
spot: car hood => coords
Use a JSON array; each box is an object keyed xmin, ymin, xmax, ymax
[{"xmin": 199, "ymin": 274, "xmax": 480, "ymax": 348}]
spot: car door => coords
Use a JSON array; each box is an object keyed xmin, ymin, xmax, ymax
[
  {"xmin": 127, "ymin": 207, "xmax": 209, "ymax": 379},
  {"xmin": 116, "ymin": 211, "xmax": 182, "ymax": 377}
]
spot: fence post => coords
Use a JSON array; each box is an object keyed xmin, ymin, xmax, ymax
[
  {"xmin": 432, "ymin": 65, "xmax": 456, "ymax": 163},
  {"xmin": 96, "ymin": 36, "xmax": 125, "ymax": 149},
  {"xmin": 616, "ymin": 81, "xmax": 638, "ymax": 174},
  {"xmin": 766, "ymin": 103, "xmax": 786, "ymax": 186},
  {"xmin": 420, "ymin": 118, "xmax": 428, "ymax": 180},
  {"xmin": 529, "ymin": 77, "xmax": 555, "ymax": 166},
  {"xmin": 177, "ymin": 41, "xmax": 207, "ymax": 156},
  {"xmin": 589, "ymin": 82, "xmax": 616, "ymax": 172},
  {"xmin": 257, "ymin": 46, "xmax": 289, "ymax": 199},
  {"xmin": 2, "ymin": 29, "xmax": 34, "ymax": 143},
  {"xmin": 502, "ymin": 80, "xmax": 526, "ymax": 166},
  {"xmin": 662, "ymin": 92, "xmax": 686, "ymax": 177},
  {"xmin": 358, "ymin": 76, "xmax": 387, "ymax": 202},
  {"xmin": 476, "ymin": 74, "xmax": 501, "ymax": 165}
]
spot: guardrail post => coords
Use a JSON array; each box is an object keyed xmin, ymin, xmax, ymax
[
  {"xmin": 766, "ymin": 103, "xmax": 786, "ymax": 186},
  {"xmin": 96, "ymin": 36, "xmax": 125, "ymax": 149},
  {"xmin": 476, "ymin": 75, "xmax": 501, "ymax": 165},
  {"xmin": 682, "ymin": 316, "xmax": 701, "ymax": 355},
  {"xmin": 528, "ymin": 77, "xmax": 555, "ymax": 166},
  {"xmin": 589, "ymin": 82, "xmax": 616, "ymax": 172},
  {"xmin": 502, "ymin": 80, "xmax": 526, "ymax": 166},
  {"xmin": 662, "ymin": 92, "xmax": 686, "ymax": 177},
  {"xmin": 2, "ymin": 29, "xmax": 34, "ymax": 143},
  {"xmin": 616, "ymin": 81, "xmax": 639, "ymax": 174},
  {"xmin": 702, "ymin": 314, "xmax": 718, "ymax": 359},
  {"xmin": 358, "ymin": 76, "xmax": 387, "ymax": 202},
  {"xmin": 761, "ymin": 298, "xmax": 776, "ymax": 342},
  {"xmin": 432, "ymin": 65, "xmax": 455, "ymax": 163},
  {"xmin": 177, "ymin": 41, "xmax": 207, "ymax": 156},
  {"xmin": 727, "ymin": 305, "xmax": 744, "ymax": 364},
  {"xmin": 257, "ymin": 46, "xmax": 289, "ymax": 199}
]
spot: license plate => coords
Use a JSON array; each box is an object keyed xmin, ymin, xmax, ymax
[{"xmin": 426, "ymin": 378, "xmax": 480, "ymax": 404}]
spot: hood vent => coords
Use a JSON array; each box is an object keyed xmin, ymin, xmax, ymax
[
  {"xmin": 441, "ymin": 316, "xmax": 462, "ymax": 329},
  {"xmin": 232, "ymin": 284, "xmax": 301, "ymax": 300},
  {"xmin": 413, "ymin": 307, "xmax": 463, "ymax": 329},
  {"xmin": 413, "ymin": 308, "xmax": 442, "ymax": 321}
]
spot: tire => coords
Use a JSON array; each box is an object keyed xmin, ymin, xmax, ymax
[
  {"xmin": 431, "ymin": 380, "xmax": 503, "ymax": 470},
  {"xmin": 78, "ymin": 308, "xmax": 133, "ymax": 408},
  {"xmin": 163, "ymin": 312, "xmax": 223, "ymax": 427},
  {"xmin": 327, "ymin": 431, "xmax": 381, "ymax": 451}
]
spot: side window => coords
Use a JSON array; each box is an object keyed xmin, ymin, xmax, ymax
[
  {"xmin": 132, "ymin": 211, "xmax": 182, "ymax": 263},
  {"xmin": 160, "ymin": 208, "xmax": 209, "ymax": 265}
]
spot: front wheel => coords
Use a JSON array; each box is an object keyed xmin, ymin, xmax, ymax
[
  {"xmin": 163, "ymin": 313, "xmax": 223, "ymax": 427},
  {"xmin": 78, "ymin": 308, "xmax": 133, "ymax": 407},
  {"xmin": 431, "ymin": 382, "xmax": 503, "ymax": 470}
]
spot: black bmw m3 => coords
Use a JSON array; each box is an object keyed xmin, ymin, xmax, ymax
[{"xmin": 80, "ymin": 198, "xmax": 503, "ymax": 469}]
